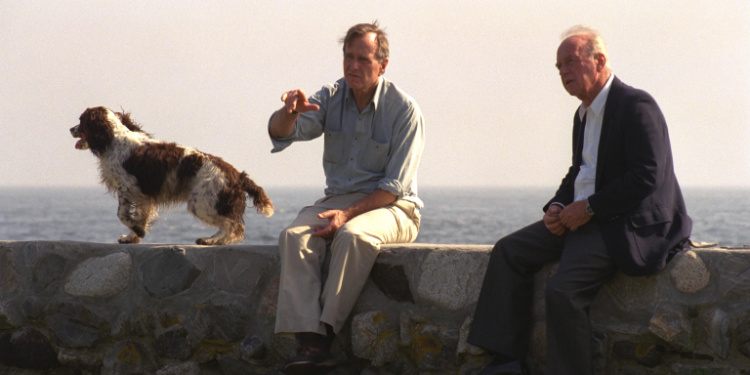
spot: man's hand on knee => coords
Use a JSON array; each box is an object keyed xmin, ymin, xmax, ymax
[{"xmin": 312, "ymin": 209, "xmax": 350, "ymax": 238}]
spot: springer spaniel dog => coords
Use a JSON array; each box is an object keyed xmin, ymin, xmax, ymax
[{"xmin": 70, "ymin": 106, "xmax": 274, "ymax": 245}]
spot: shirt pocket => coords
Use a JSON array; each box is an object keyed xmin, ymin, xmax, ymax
[
  {"xmin": 360, "ymin": 137, "xmax": 390, "ymax": 172},
  {"xmin": 323, "ymin": 130, "xmax": 346, "ymax": 168}
]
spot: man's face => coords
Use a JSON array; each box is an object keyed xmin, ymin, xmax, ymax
[
  {"xmin": 556, "ymin": 36, "xmax": 600, "ymax": 102},
  {"xmin": 343, "ymin": 32, "xmax": 387, "ymax": 95}
]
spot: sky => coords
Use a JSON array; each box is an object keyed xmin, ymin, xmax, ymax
[{"xmin": 1, "ymin": 0, "xmax": 748, "ymax": 190}]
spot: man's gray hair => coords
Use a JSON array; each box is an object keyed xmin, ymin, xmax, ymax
[
  {"xmin": 561, "ymin": 25, "xmax": 609, "ymax": 67},
  {"xmin": 340, "ymin": 21, "xmax": 389, "ymax": 63}
]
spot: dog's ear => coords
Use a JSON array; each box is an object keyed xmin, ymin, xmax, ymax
[{"xmin": 85, "ymin": 108, "xmax": 115, "ymax": 156}]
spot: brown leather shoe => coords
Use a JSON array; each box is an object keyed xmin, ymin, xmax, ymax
[
  {"xmin": 283, "ymin": 331, "xmax": 337, "ymax": 375},
  {"xmin": 282, "ymin": 344, "xmax": 337, "ymax": 375}
]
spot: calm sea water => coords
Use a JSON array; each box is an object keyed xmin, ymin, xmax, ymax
[{"xmin": 0, "ymin": 186, "xmax": 747, "ymax": 247}]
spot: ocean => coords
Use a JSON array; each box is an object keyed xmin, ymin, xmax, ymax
[{"xmin": 0, "ymin": 186, "xmax": 747, "ymax": 248}]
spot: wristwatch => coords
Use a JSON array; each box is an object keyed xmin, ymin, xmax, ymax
[{"xmin": 585, "ymin": 200, "xmax": 595, "ymax": 216}]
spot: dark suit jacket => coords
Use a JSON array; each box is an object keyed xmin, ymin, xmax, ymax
[{"xmin": 545, "ymin": 77, "xmax": 692, "ymax": 276}]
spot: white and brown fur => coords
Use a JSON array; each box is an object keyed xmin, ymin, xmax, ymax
[{"xmin": 70, "ymin": 106, "xmax": 273, "ymax": 245}]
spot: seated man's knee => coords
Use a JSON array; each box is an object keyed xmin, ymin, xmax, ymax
[
  {"xmin": 332, "ymin": 224, "xmax": 360, "ymax": 246},
  {"xmin": 545, "ymin": 274, "xmax": 577, "ymax": 306},
  {"xmin": 278, "ymin": 224, "xmax": 321, "ymax": 252},
  {"xmin": 494, "ymin": 235, "xmax": 531, "ymax": 268},
  {"xmin": 332, "ymin": 224, "xmax": 379, "ymax": 254},
  {"xmin": 279, "ymin": 226, "xmax": 302, "ymax": 244},
  {"xmin": 493, "ymin": 236, "xmax": 512, "ymax": 254}
]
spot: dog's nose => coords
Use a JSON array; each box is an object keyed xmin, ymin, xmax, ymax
[{"xmin": 70, "ymin": 125, "xmax": 79, "ymax": 136}]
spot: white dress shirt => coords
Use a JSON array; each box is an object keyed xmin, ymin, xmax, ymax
[{"xmin": 573, "ymin": 73, "xmax": 615, "ymax": 202}]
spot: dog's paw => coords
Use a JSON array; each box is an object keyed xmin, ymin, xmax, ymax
[
  {"xmin": 196, "ymin": 237, "xmax": 220, "ymax": 246},
  {"xmin": 133, "ymin": 226, "xmax": 146, "ymax": 238},
  {"xmin": 196, "ymin": 237, "xmax": 238, "ymax": 246},
  {"xmin": 118, "ymin": 234, "xmax": 142, "ymax": 244}
]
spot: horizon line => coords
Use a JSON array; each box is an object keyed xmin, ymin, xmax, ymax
[{"xmin": 1, "ymin": 184, "xmax": 749, "ymax": 190}]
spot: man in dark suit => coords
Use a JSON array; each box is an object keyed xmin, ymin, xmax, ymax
[{"xmin": 467, "ymin": 25, "xmax": 692, "ymax": 375}]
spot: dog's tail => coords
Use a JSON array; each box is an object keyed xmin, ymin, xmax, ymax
[{"xmin": 241, "ymin": 173, "xmax": 274, "ymax": 217}]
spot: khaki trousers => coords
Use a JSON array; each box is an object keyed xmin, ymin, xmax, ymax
[{"xmin": 275, "ymin": 193, "xmax": 420, "ymax": 336}]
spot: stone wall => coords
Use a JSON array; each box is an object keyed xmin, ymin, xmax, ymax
[{"xmin": 1, "ymin": 240, "xmax": 749, "ymax": 374}]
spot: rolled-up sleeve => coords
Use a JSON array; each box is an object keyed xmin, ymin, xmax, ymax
[
  {"xmin": 378, "ymin": 101, "xmax": 424, "ymax": 199},
  {"xmin": 268, "ymin": 117, "xmax": 297, "ymax": 153}
]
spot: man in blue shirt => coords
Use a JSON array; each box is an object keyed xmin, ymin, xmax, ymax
[{"xmin": 268, "ymin": 22, "xmax": 424, "ymax": 374}]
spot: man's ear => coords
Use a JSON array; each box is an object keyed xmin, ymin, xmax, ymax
[
  {"xmin": 379, "ymin": 59, "xmax": 389, "ymax": 76},
  {"xmin": 595, "ymin": 53, "xmax": 607, "ymax": 71}
]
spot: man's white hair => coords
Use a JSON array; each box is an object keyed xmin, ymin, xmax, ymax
[{"xmin": 561, "ymin": 25, "xmax": 610, "ymax": 68}]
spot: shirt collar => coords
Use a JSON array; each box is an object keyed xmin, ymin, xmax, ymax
[
  {"xmin": 579, "ymin": 73, "xmax": 615, "ymax": 120},
  {"xmin": 344, "ymin": 76, "xmax": 385, "ymax": 111},
  {"xmin": 371, "ymin": 76, "xmax": 384, "ymax": 110}
]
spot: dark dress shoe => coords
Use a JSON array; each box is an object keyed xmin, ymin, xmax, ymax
[
  {"xmin": 282, "ymin": 345, "xmax": 337, "ymax": 375},
  {"xmin": 478, "ymin": 359, "xmax": 527, "ymax": 375}
]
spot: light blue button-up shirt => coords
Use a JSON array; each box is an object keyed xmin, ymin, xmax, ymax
[{"xmin": 270, "ymin": 77, "xmax": 425, "ymax": 209}]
